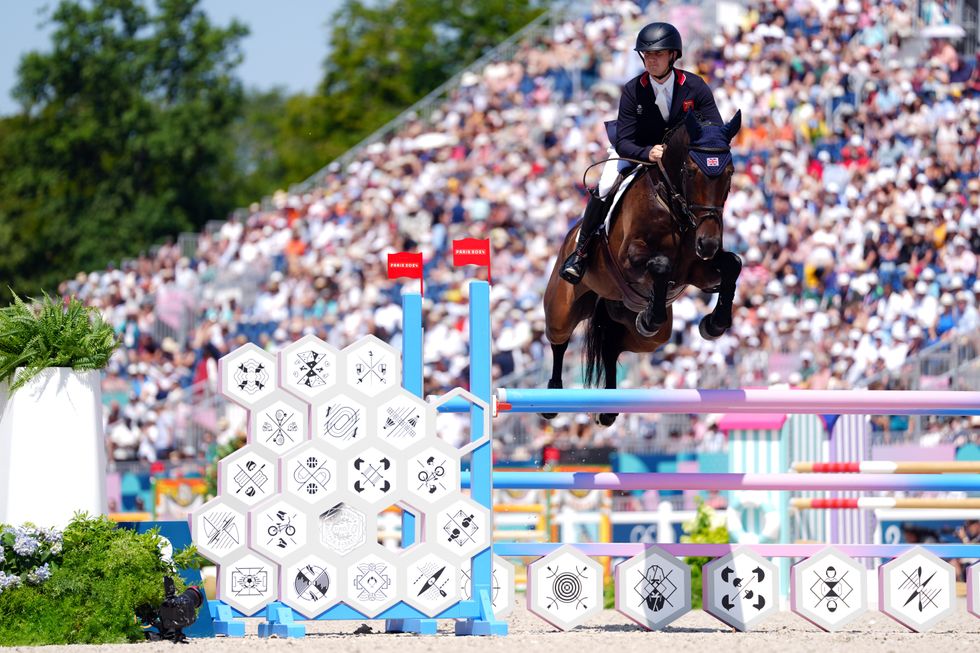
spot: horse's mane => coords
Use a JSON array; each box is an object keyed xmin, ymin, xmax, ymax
[{"xmin": 661, "ymin": 122, "xmax": 691, "ymax": 178}]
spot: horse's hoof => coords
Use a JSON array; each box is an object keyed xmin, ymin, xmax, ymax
[
  {"xmin": 596, "ymin": 412, "xmax": 618, "ymax": 427},
  {"xmin": 635, "ymin": 313, "xmax": 663, "ymax": 338},
  {"xmin": 540, "ymin": 412, "xmax": 557, "ymax": 420},
  {"xmin": 699, "ymin": 314, "xmax": 728, "ymax": 340},
  {"xmin": 547, "ymin": 379, "xmax": 563, "ymax": 390}
]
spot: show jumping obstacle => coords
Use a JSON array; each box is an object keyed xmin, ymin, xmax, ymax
[
  {"xmin": 194, "ymin": 280, "xmax": 980, "ymax": 637},
  {"xmin": 412, "ymin": 281, "xmax": 980, "ymax": 631}
]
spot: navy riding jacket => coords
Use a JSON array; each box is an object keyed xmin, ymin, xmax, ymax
[{"xmin": 613, "ymin": 68, "xmax": 723, "ymax": 162}]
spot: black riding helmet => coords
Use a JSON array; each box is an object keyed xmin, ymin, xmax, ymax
[{"xmin": 634, "ymin": 22, "xmax": 683, "ymax": 58}]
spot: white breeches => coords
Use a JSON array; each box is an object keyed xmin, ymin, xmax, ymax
[{"xmin": 597, "ymin": 145, "xmax": 634, "ymax": 199}]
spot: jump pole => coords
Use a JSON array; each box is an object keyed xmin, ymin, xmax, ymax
[
  {"xmin": 794, "ymin": 461, "xmax": 980, "ymax": 474},
  {"xmin": 462, "ymin": 471, "xmax": 980, "ymax": 492},
  {"xmin": 792, "ymin": 497, "xmax": 980, "ymax": 510}
]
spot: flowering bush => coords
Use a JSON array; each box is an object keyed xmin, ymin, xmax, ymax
[
  {"xmin": 0, "ymin": 524, "xmax": 63, "ymax": 593},
  {"xmin": 0, "ymin": 514, "xmax": 177, "ymax": 645}
]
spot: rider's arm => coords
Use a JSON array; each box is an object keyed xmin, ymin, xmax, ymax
[{"xmin": 614, "ymin": 81, "xmax": 653, "ymax": 162}]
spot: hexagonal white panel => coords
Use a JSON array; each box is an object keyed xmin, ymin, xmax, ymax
[
  {"xmin": 428, "ymin": 496, "xmax": 491, "ymax": 562},
  {"xmin": 703, "ymin": 549, "xmax": 779, "ymax": 631},
  {"xmin": 790, "ymin": 547, "xmax": 866, "ymax": 632},
  {"xmin": 343, "ymin": 336, "xmax": 400, "ymax": 398},
  {"xmin": 431, "ymin": 387, "xmax": 492, "ymax": 453},
  {"xmin": 311, "ymin": 392, "xmax": 369, "ymax": 451},
  {"xmin": 281, "ymin": 555, "xmax": 342, "ymax": 618},
  {"xmin": 402, "ymin": 441, "xmax": 461, "ymax": 509},
  {"xmin": 376, "ymin": 390, "xmax": 433, "ymax": 451},
  {"xmin": 615, "ymin": 546, "xmax": 691, "ymax": 630},
  {"xmin": 248, "ymin": 495, "xmax": 310, "ymax": 563},
  {"xmin": 219, "ymin": 343, "xmax": 277, "ymax": 408},
  {"xmin": 968, "ymin": 561, "xmax": 980, "ymax": 619},
  {"xmin": 346, "ymin": 446, "xmax": 398, "ymax": 505},
  {"xmin": 191, "ymin": 497, "xmax": 247, "ymax": 564},
  {"xmin": 527, "ymin": 545, "xmax": 604, "ymax": 631},
  {"xmin": 280, "ymin": 441, "xmax": 340, "ymax": 504},
  {"xmin": 317, "ymin": 501, "xmax": 369, "ymax": 557},
  {"xmin": 250, "ymin": 393, "xmax": 309, "ymax": 457},
  {"xmin": 401, "ymin": 546, "xmax": 462, "ymax": 617},
  {"xmin": 219, "ymin": 445, "xmax": 278, "ymax": 507},
  {"xmin": 218, "ymin": 551, "xmax": 278, "ymax": 616},
  {"xmin": 460, "ymin": 554, "xmax": 515, "ymax": 619},
  {"xmin": 343, "ymin": 548, "xmax": 400, "ymax": 617},
  {"xmin": 879, "ymin": 546, "xmax": 956, "ymax": 632},
  {"xmin": 279, "ymin": 335, "xmax": 340, "ymax": 401}
]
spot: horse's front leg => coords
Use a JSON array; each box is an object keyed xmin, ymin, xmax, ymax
[
  {"xmin": 635, "ymin": 255, "xmax": 671, "ymax": 337},
  {"xmin": 541, "ymin": 341, "xmax": 568, "ymax": 419},
  {"xmin": 597, "ymin": 336, "xmax": 620, "ymax": 427},
  {"xmin": 699, "ymin": 250, "xmax": 742, "ymax": 340}
]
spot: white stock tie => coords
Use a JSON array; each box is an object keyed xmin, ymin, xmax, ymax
[{"xmin": 655, "ymin": 88, "xmax": 670, "ymax": 121}]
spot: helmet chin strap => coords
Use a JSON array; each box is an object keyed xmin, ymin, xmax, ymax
[{"xmin": 641, "ymin": 51, "xmax": 678, "ymax": 83}]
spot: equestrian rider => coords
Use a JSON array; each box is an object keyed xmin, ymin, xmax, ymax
[{"xmin": 560, "ymin": 22, "xmax": 723, "ymax": 284}]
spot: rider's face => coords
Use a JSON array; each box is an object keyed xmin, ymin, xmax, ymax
[{"xmin": 641, "ymin": 50, "xmax": 673, "ymax": 78}]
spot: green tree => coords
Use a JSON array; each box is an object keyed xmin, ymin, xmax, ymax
[
  {"xmin": 0, "ymin": 0, "xmax": 248, "ymax": 301},
  {"xmin": 310, "ymin": 0, "xmax": 546, "ymax": 162}
]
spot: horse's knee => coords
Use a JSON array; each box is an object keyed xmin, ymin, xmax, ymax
[{"xmin": 647, "ymin": 255, "xmax": 671, "ymax": 277}]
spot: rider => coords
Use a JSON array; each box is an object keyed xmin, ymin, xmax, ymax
[{"xmin": 560, "ymin": 22, "xmax": 724, "ymax": 284}]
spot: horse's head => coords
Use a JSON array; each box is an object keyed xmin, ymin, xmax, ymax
[{"xmin": 665, "ymin": 110, "xmax": 741, "ymax": 260}]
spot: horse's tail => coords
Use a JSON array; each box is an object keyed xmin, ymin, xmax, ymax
[{"xmin": 584, "ymin": 298, "xmax": 624, "ymax": 387}]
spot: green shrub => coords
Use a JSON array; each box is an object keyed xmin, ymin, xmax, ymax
[
  {"xmin": 0, "ymin": 292, "xmax": 119, "ymax": 392},
  {"xmin": 681, "ymin": 498, "xmax": 729, "ymax": 609},
  {"xmin": 0, "ymin": 515, "xmax": 177, "ymax": 645}
]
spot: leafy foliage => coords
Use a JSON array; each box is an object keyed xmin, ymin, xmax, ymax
[
  {"xmin": 0, "ymin": 0, "xmax": 248, "ymax": 302},
  {"xmin": 0, "ymin": 515, "xmax": 176, "ymax": 645},
  {"xmin": 681, "ymin": 498, "xmax": 729, "ymax": 609},
  {"xmin": 171, "ymin": 543, "xmax": 208, "ymax": 571},
  {"xmin": 0, "ymin": 292, "xmax": 119, "ymax": 392},
  {"xmin": 0, "ymin": 0, "xmax": 545, "ymax": 300}
]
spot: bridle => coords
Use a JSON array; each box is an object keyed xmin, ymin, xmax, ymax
[{"xmin": 581, "ymin": 146, "xmax": 730, "ymax": 235}]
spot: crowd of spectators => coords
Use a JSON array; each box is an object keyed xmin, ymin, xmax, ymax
[{"xmin": 56, "ymin": 0, "xmax": 980, "ymax": 465}]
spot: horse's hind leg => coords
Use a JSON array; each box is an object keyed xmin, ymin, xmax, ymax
[
  {"xmin": 699, "ymin": 251, "xmax": 742, "ymax": 339},
  {"xmin": 541, "ymin": 341, "xmax": 569, "ymax": 419}
]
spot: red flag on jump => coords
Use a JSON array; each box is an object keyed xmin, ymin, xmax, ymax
[
  {"xmin": 387, "ymin": 251, "xmax": 424, "ymax": 296},
  {"xmin": 452, "ymin": 238, "xmax": 492, "ymax": 283}
]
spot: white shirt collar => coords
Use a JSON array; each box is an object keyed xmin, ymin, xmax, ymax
[{"xmin": 650, "ymin": 70, "xmax": 675, "ymax": 95}]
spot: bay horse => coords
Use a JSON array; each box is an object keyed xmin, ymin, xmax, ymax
[{"xmin": 542, "ymin": 110, "xmax": 743, "ymax": 426}]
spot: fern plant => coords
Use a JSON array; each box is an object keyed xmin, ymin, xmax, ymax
[{"xmin": 0, "ymin": 292, "xmax": 119, "ymax": 393}]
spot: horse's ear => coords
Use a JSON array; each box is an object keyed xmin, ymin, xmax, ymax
[
  {"xmin": 684, "ymin": 109, "xmax": 703, "ymax": 142},
  {"xmin": 722, "ymin": 110, "xmax": 742, "ymax": 142}
]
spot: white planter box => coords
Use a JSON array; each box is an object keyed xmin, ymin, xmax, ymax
[{"xmin": 0, "ymin": 368, "xmax": 107, "ymax": 528}]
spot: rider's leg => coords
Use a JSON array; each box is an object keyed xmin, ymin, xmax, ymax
[{"xmin": 559, "ymin": 155, "xmax": 620, "ymax": 284}]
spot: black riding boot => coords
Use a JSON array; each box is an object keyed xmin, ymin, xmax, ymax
[{"xmin": 560, "ymin": 194, "xmax": 608, "ymax": 284}]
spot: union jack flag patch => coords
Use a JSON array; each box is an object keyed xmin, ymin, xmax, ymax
[{"xmin": 707, "ymin": 156, "xmax": 720, "ymax": 167}]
